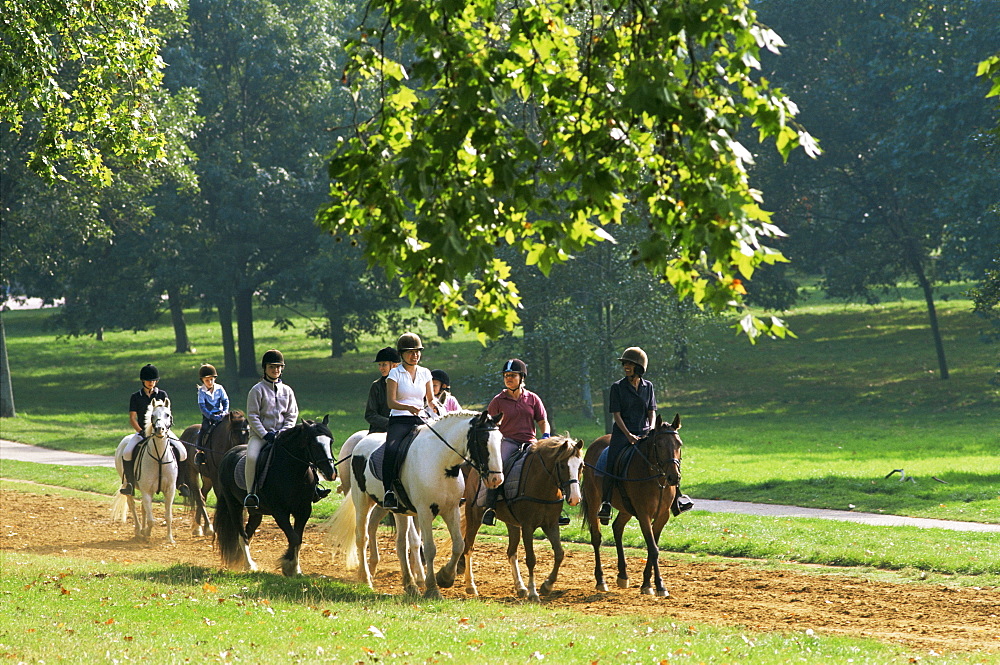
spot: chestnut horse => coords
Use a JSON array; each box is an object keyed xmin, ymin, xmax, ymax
[
  {"xmin": 580, "ymin": 414, "xmax": 683, "ymax": 597},
  {"xmin": 462, "ymin": 436, "xmax": 584, "ymax": 601},
  {"xmin": 178, "ymin": 411, "xmax": 249, "ymax": 536}
]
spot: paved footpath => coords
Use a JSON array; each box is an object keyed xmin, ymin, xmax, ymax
[{"xmin": 2, "ymin": 439, "xmax": 999, "ymax": 533}]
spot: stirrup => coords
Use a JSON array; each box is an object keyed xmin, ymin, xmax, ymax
[
  {"xmin": 382, "ymin": 490, "xmax": 398, "ymax": 510},
  {"xmin": 558, "ymin": 514, "xmax": 571, "ymax": 526},
  {"xmin": 597, "ymin": 501, "xmax": 612, "ymax": 519},
  {"xmin": 672, "ymin": 494, "xmax": 694, "ymax": 516},
  {"xmin": 178, "ymin": 484, "xmax": 192, "ymax": 498},
  {"xmin": 243, "ymin": 493, "xmax": 260, "ymax": 509},
  {"xmin": 194, "ymin": 451, "xmax": 207, "ymax": 465},
  {"xmin": 120, "ymin": 483, "xmax": 135, "ymax": 496},
  {"xmin": 482, "ymin": 508, "xmax": 497, "ymax": 526},
  {"xmin": 313, "ymin": 485, "xmax": 331, "ymax": 503}
]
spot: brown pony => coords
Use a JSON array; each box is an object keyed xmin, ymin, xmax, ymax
[
  {"xmin": 462, "ymin": 436, "xmax": 584, "ymax": 601},
  {"xmin": 580, "ymin": 414, "xmax": 682, "ymax": 597},
  {"xmin": 178, "ymin": 411, "xmax": 249, "ymax": 536}
]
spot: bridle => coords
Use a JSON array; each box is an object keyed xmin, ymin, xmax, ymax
[
  {"xmin": 274, "ymin": 421, "xmax": 335, "ymax": 472},
  {"xmin": 419, "ymin": 414, "xmax": 502, "ymax": 482},
  {"xmin": 512, "ymin": 444, "xmax": 581, "ymax": 505},
  {"xmin": 627, "ymin": 427, "xmax": 682, "ymax": 489}
]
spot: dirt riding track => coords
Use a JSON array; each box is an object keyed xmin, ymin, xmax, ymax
[{"xmin": 3, "ymin": 489, "xmax": 999, "ymax": 655}]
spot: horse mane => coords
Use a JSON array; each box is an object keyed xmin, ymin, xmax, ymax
[
  {"xmin": 531, "ymin": 434, "xmax": 580, "ymax": 460},
  {"xmin": 143, "ymin": 398, "xmax": 170, "ymax": 437}
]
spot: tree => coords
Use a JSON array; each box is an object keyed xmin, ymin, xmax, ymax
[
  {"xmin": 163, "ymin": 0, "xmax": 351, "ymax": 377},
  {"xmin": 755, "ymin": 0, "xmax": 1000, "ymax": 380},
  {"xmin": 318, "ymin": 0, "xmax": 816, "ymax": 342}
]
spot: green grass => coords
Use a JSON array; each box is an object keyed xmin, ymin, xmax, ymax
[{"xmin": 2, "ymin": 552, "xmax": 989, "ymax": 665}]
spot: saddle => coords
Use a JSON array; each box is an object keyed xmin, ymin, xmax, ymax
[
  {"xmin": 596, "ymin": 445, "xmax": 640, "ymax": 517},
  {"xmin": 234, "ymin": 442, "xmax": 276, "ymax": 492},
  {"xmin": 476, "ymin": 445, "xmax": 531, "ymax": 507},
  {"xmin": 368, "ymin": 427, "xmax": 421, "ymax": 512}
]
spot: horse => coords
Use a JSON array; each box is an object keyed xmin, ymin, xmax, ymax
[
  {"xmin": 462, "ymin": 435, "xmax": 584, "ymax": 601},
  {"xmin": 323, "ymin": 410, "xmax": 504, "ymax": 599},
  {"xmin": 212, "ymin": 417, "xmax": 336, "ymax": 576},
  {"xmin": 580, "ymin": 414, "xmax": 683, "ymax": 597},
  {"xmin": 177, "ymin": 411, "xmax": 249, "ymax": 536},
  {"xmin": 110, "ymin": 399, "xmax": 180, "ymax": 544}
]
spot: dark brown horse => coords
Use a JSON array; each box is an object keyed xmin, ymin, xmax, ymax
[
  {"xmin": 580, "ymin": 414, "xmax": 682, "ymax": 597},
  {"xmin": 178, "ymin": 411, "xmax": 249, "ymax": 536},
  {"xmin": 462, "ymin": 436, "xmax": 585, "ymax": 601}
]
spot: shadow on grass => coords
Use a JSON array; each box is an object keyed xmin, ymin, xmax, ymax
[{"xmin": 131, "ymin": 564, "xmax": 376, "ymax": 604}]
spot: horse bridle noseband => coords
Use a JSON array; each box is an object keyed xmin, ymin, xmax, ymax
[{"xmin": 630, "ymin": 428, "xmax": 682, "ymax": 488}]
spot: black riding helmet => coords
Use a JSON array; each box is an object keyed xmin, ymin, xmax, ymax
[
  {"xmin": 261, "ymin": 349, "xmax": 285, "ymax": 368},
  {"xmin": 139, "ymin": 364, "xmax": 159, "ymax": 381},
  {"xmin": 374, "ymin": 346, "xmax": 401, "ymax": 363},
  {"xmin": 501, "ymin": 358, "xmax": 527, "ymax": 376},
  {"xmin": 198, "ymin": 364, "xmax": 218, "ymax": 379},
  {"xmin": 431, "ymin": 369, "xmax": 451, "ymax": 387}
]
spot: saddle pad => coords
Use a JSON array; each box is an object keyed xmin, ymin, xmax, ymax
[
  {"xmin": 367, "ymin": 427, "xmax": 419, "ymax": 482},
  {"xmin": 476, "ymin": 448, "xmax": 529, "ymax": 507},
  {"xmin": 233, "ymin": 444, "xmax": 273, "ymax": 492},
  {"xmin": 367, "ymin": 444, "xmax": 386, "ymax": 482},
  {"xmin": 596, "ymin": 448, "xmax": 609, "ymax": 477}
]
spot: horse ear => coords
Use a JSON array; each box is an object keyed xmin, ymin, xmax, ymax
[
  {"xmin": 655, "ymin": 413, "xmax": 663, "ymax": 428},
  {"xmin": 671, "ymin": 413, "xmax": 681, "ymax": 430},
  {"xmin": 322, "ymin": 414, "xmax": 330, "ymax": 426},
  {"xmin": 574, "ymin": 438, "xmax": 584, "ymax": 452}
]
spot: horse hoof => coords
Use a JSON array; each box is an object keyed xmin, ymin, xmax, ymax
[
  {"xmin": 641, "ymin": 587, "xmax": 653, "ymax": 596},
  {"xmin": 616, "ymin": 577, "xmax": 629, "ymax": 589},
  {"xmin": 424, "ymin": 588, "xmax": 443, "ymax": 600},
  {"xmin": 435, "ymin": 571, "xmax": 455, "ymax": 589},
  {"xmin": 657, "ymin": 589, "xmax": 670, "ymax": 598},
  {"xmin": 596, "ymin": 583, "xmax": 609, "ymax": 592},
  {"xmin": 192, "ymin": 526, "xmax": 204, "ymax": 537},
  {"xmin": 528, "ymin": 593, "xmax": 541, "ymax": 603},
  {"xmin": 516, "ymin": 588, "xmax": 528, "ymax": 599},
  {"xmin": 540, "ymin": 582, "xmax": 554, "ymax": 595},
  {"xmin": 404, "ymin": 585, "xmax": 421, "ymax": 597},
  {"xmin": 465, "ymin": 586, "xmax": 478, "ymax": 597}
]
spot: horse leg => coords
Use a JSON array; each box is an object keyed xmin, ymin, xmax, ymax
[
  {"xmin": 354, "ymin": 498, "xmax": 376, "ymax": 589},
  {"xmin": 506, "ymin": 524, "xmax": 528, "ymax": 599},
  {"xmin": 539, "ymin": 522, "xmax": 564, "ymax": 597},
  {"xmin": 274, "ymin": 512, "xmax": 303, "ymax": 577},
  {"xmin": 140, "ymin": 492, "xmax": 155, "ymax": 541},
  {"xmin": 522, "ymin": 525, "xmax": 541, "ymax": 602},
  {"xmin": 406, "ymin": 517, "xmax": 425, "ymax": 592},
  {"xmin": 162, "ymin": 485, "xmax": 176, "ymax": 545},
  {"xmin": 368, "ymin": 506, "xmax": 386, "ymax": 576},
  {"xmin": 394, "ymin": 515, "xmax": 419, "ymax": 597},
  {"xmin": 242, "ymin": 511, "xmax": 262, "ymax": 571},
  {"xmin": 416, "ymin": 509, "xmax": 441, "ymax": 599},
  {"xmin": 462, "ymin": 501, "xmax": 486, "ymax": 596},
  {"xmin": 612, "ymin": 511, "xmax": 631, "ymax": 589},
  {"xmin": 648, "ymin": 510, "xmax": 672, "ymax": 598},
  {"xmin": 434, "ymin": 506, "xmax": 464, "ymax": 590},
  {"xmin": 637, "ymin": 514, "xmax": 665, "ymax": 597},
  {"xmin": 584, "ymin": 477, "xmax": 609, "ymax": 592}
]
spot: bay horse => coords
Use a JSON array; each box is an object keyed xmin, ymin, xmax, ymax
[
  {"xmin": 213, "ymin": 417, "xmax": 336, "ymax": 576},
  {"xmin": 580, "ymin": 414, "xmax": 683, "ymax": 597},
  {"xmin": 110, "ymin": 399, "xmax": 180, "ymax": 544},
  {"xmin": 323, "ymin": 411, "xmax": 504, "ymax": 599},
  {"xmin": 178, "ymin": 411, "xmax": 249, "ymax": 536},
  {"xmin": 462, "ymin": 436, "xmax": 584, "ymax": 601}
]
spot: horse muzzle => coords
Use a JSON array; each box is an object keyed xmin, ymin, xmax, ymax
[{"xmin": 482, "ymin": 470, "xmax": 504, "ymax": 490}]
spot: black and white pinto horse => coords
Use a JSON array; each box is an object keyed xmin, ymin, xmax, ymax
[
  {"xmin": 111, "ymin": 399, "xmax": 180, "ymax": 544},
  {"xmin": 324, "ymin": 411, "xmax": 504, "ymax": 598},
  {"xmin": 213, "ymin": 417, "xmax": 336, "ymax": 576}
]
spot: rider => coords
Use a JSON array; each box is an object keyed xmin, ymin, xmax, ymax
[
  {"xmin": 597, "ymin": 347, "xmax": 693, "ymax": 524},
  {"xmin": 195, "ymin": 364, "xmax": 229, "ymax": 463},
  {"xmin": 244, "ymin": 349, "xmax": 300, "ymax": 509},
  {"xmin": 365, "ymin": 346, "xmax": 401, "ymax": 433},
  {"xmin": 431, "ymin": 369, "xmax": 462, "ymax": 413},
  {"xmin": 382, "ymin": 332, "xmax": 439, "ymax": 510},
  {"xmin": 482, "ymin": 358, "xmax": 550, "ymax": 525},
  {"xmin": 120, "ymin": 364, "xmax": 187, "ymax": 496}
]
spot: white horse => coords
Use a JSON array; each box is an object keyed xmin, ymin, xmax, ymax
[
  {"xmin": 110, "ymin": 399, "xmax": 181, "ymax": 544},
  {"xmin": 324, "ymin": 410, "xmax": 504, "ymax": 598}
]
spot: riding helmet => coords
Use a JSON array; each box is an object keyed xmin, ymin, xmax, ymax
[
  {"xmin": 618, "ymin": 347, "xmax": 648, "ymax": 374},
  {"xmin": 261, "ymin": 349, "xmax": 285, "ymax": 368},
  {"xmin": 501, "ymin": 358, "xmax": 527, "ymax": 376},
  {"xmin": 374, "ymin": 346, "xmax": 402, "ymax": 364},
  {"xmin": 396, "ymin": 332, "xmax": 424, "ymax": 353},
  {"xmin": 139, "ymin": 363, "xmax": 159, "ymax": 381},
  {"xmin": 431, "ymin": 369, "xmax": 451, "ymax": 387},
  {"xmin": 198, "ymin": 364, "xmax": 218, "ymax": 379}
]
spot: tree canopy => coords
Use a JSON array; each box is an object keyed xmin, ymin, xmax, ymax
[{"xmin": 318, "ymin": 0, "xmax": 817, "ymax": 342}]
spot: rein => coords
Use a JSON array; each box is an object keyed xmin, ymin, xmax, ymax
[
  {"xmin": 506, "ymin": 448, "xmax": 578, "ymax": 506},
  {"xmin": 584, "ymin": 429, "xmax": 681, "ymax": 485},
  {"xmin": 419, "ymin": 415, "xmax": 502, "ymax": 480}
]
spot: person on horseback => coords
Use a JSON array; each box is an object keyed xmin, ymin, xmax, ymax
[
  {"xmin": 482, "ymin": 358, "xmax": 550, "ymax": 525},
  {"xmin": 597, "ymin": 347, "xmax": 693, "ymax": 523},
  {"xmin": 382, "ymin": 332, "xmax": 439, "ymax": 510},
  {"xmin": 244, "ymin": 349, "xmax": 304, "ymax": 509},
  {"xmin": 195, "ymin": 364, "xmax": 229, "ymax": 464},
  {"xmin": 120, "ymin": 364, "xmax": 187, "ymax": 496},
  {"xmin": 431, "ymin": 369, "xmax": 462, "ymax": 413},
  {"xmin": 365, "ymin": 346, "xmax": 401, "ymax": 434}
]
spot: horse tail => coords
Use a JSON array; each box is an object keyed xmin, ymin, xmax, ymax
[
  {"xmin": 320, "ymin": 489, "xmax": 359, "ymax": 570},
  {"xmin": 212, "ymin": 489, "xmax": 245, "ymax": 569},
  {"xmin": 580, "ymin": 489, "xmax": 594, "ymax": 531},
  {"xmin": 110, "ymin": 492, "xmax": 129, "ymax": 523}
]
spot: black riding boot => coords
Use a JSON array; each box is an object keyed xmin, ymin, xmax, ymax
[
  {"xmin": 120, "ymin": 459, "xmax": 136, "ymax": 496},
  {"xmin": 597, "ymin": 484, "xmax": 614, "ymax": 524},
  {"xmin": 313, "ymin": 484, "xmax": 332, "ymax": 503},
  {"xmin": 671, "ymin": 489, "xmax": 694, "ymax": 516},
  {"xmin": 481, "ymin": 488, "xmax": 499, "ymax": 526}
]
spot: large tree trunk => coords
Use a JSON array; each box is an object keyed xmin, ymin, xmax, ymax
[
  {"xmin": 326, "ymin": 310, "xmax": 345, "ymax": 358},
  {"xmin": 235, "ymin": 288, "xmax": 257, "ymax": 379},
  {"xmin": 167, "ymin": 286, "xmax": 192, "ymax": 353},
  {"xmin": 217, "ymin": 297, "xmax": 239, "ymax": 391},
  {"xmin": 0, "ymin": 314, "xmax": 15, "ymax": 418}
]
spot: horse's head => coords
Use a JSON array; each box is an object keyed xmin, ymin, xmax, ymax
[
  {"xmin": 647, "ymin": 413, "xmax": 682, "ymax": 487},
  {"xmin": 537, "ymin": 436, "xmax": 585, "ymax": 506},
  {"xmin": 467, "ymin": 411, "xmax": 504, "ymax": 490},
  {"xmin": 302, "ymin": 415, "xmax": 337, "ymax": 482},
  {"xmin": 227, "ymin": 410, "xmax": 250, "ymax": 446},
  {"xmin": 145, "ymin": 398, "xmax": 173, "ymax": 438}
]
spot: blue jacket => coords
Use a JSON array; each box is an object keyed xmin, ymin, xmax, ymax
[{"xmin": 198, "ymin": 384, "xmax": 230, "ymax": 422}]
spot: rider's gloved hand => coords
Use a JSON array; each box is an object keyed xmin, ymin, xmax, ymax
[{"xmin": 264, "ymin": 431, "xmax": 277, "ymax": 443}]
